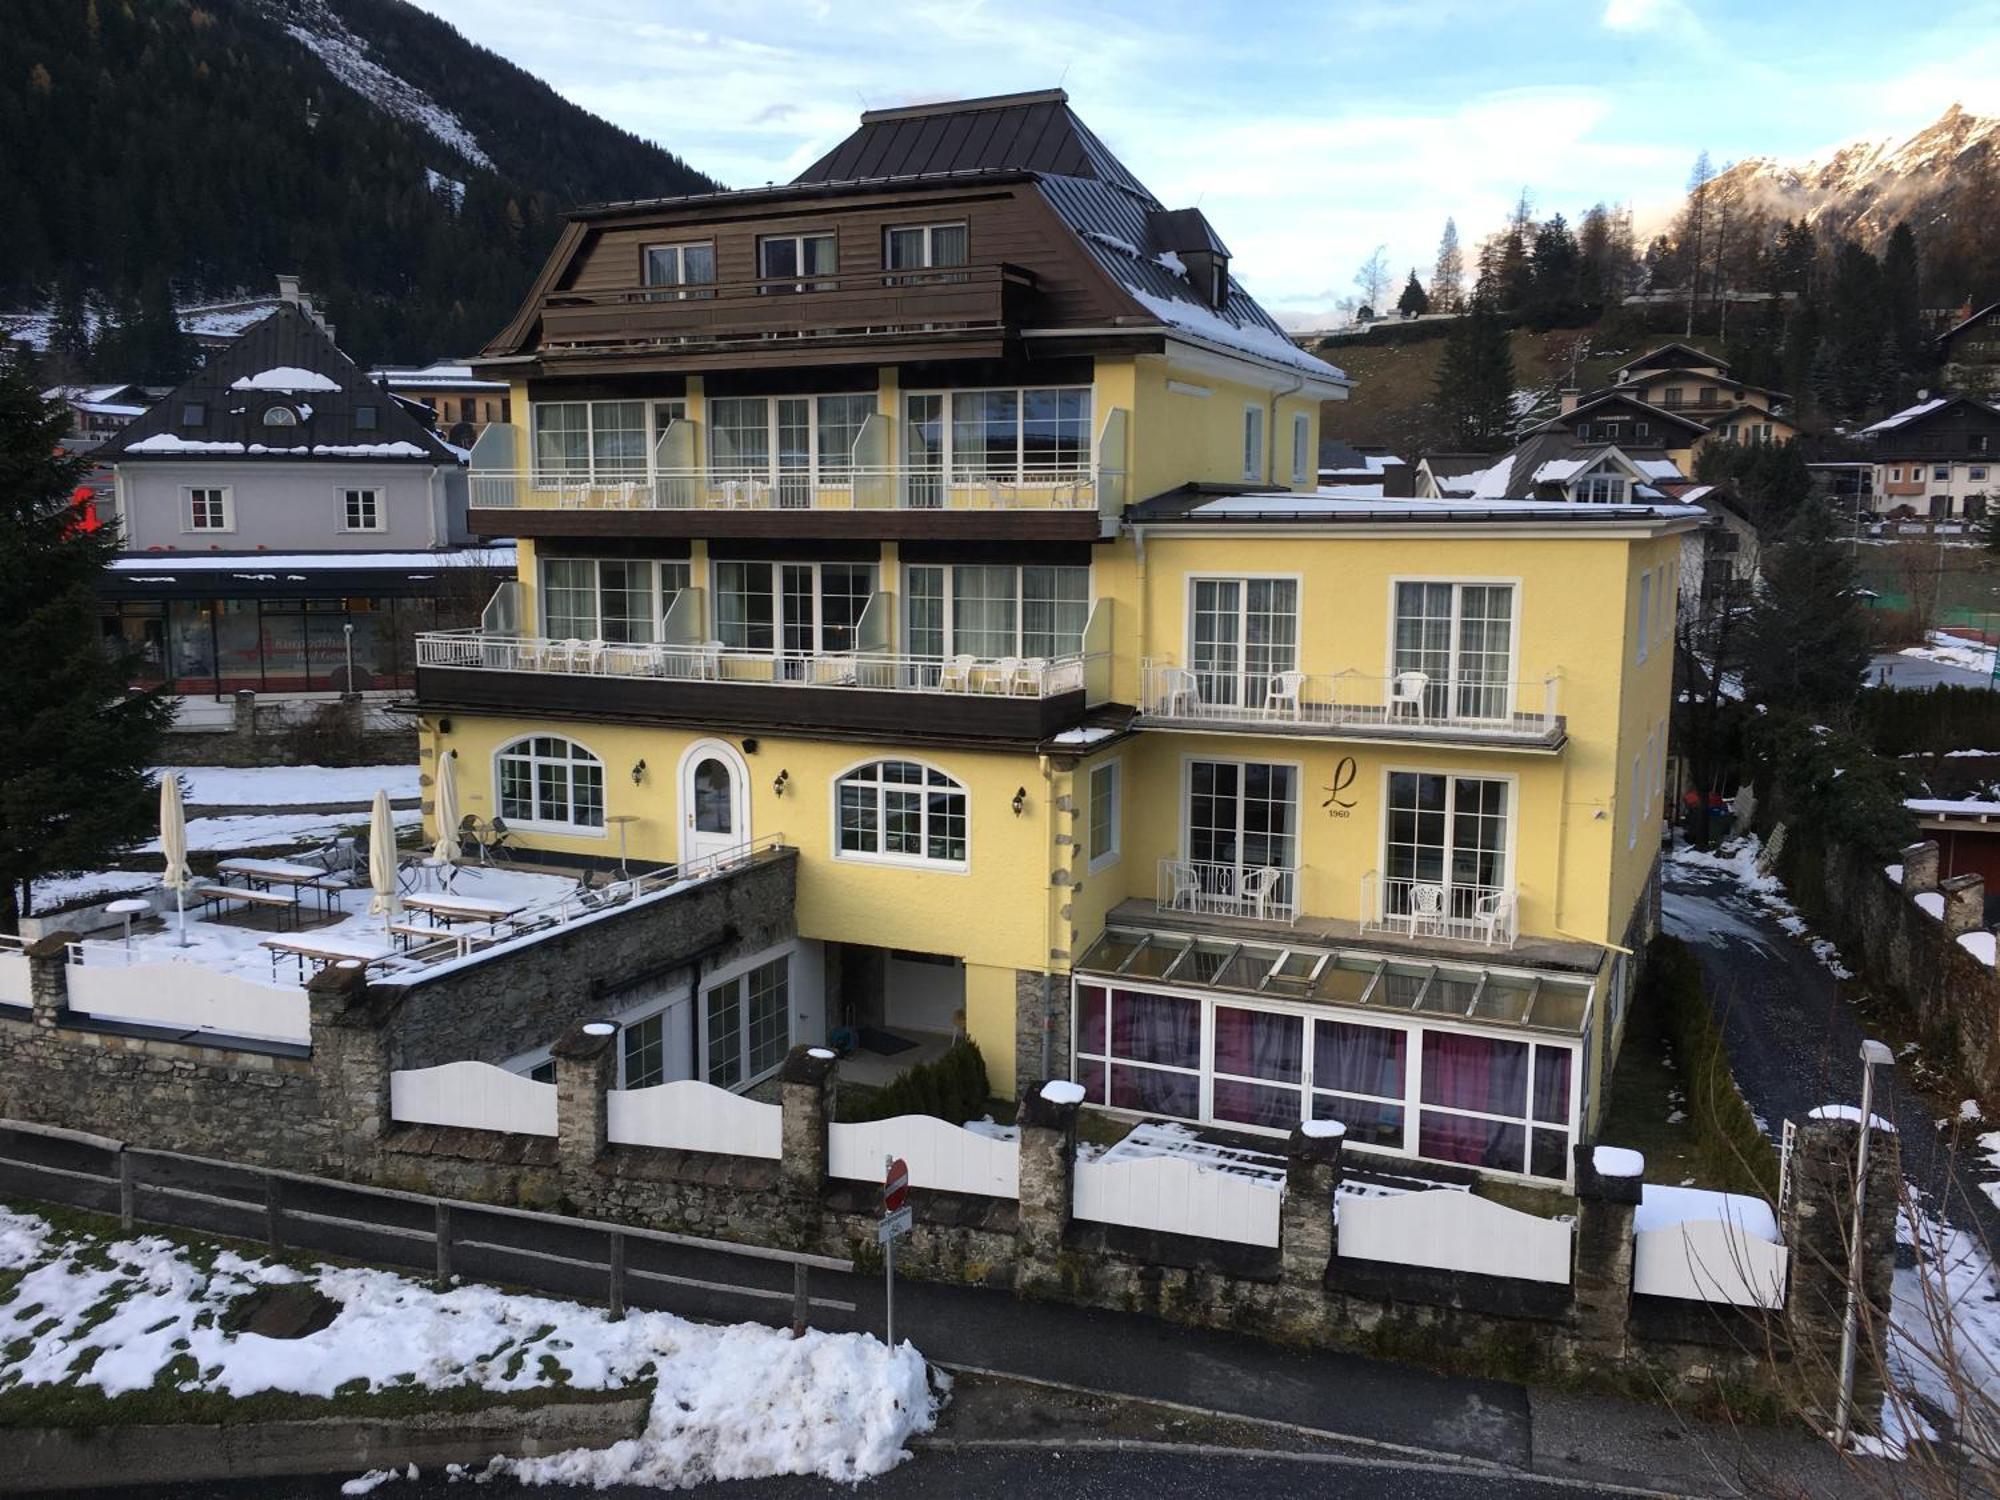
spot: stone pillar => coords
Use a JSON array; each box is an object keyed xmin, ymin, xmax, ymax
[
  {"xmin": 1280, "ymin": 1120, "xmax": 1343, "ymax": 1291},
  {"xmin": 778, "ymin": 1045, "xmax": 837, "ymax": 1200},
  {"xmin": 1941, "ymin": 873, "xmax": 1985, "ymax": 937},
  {"xmin": 232, "ymin": 689, "xmax": 259, "ymax": 736},
  {"xmin": 1572, "ymin": 1144, "xmax": 1643, "ymax": 1362},
  {"xmin": 23, "ymin": 932, "xmax": 76, "ymax": 1030},
  {"xmin": 307, "ymin": 961, "xmax": 393, "ymax": 1172},
  {"xmin": 1782, "ymin": 1110, "xmax": 1901, "ymax": 1434},
  {"xmin": 1017, "ymin": 1079, "xmax": 1080, "ymax": 1262},
  {"xmin": 1901, "ymin": 840, "xmax": 1940, "ymax": 896},
  {"xmin": 552, "ymin": 1020, "xmax": 619, "ymax": 1177}
]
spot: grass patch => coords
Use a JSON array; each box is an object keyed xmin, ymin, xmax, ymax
[{"xmin": 1600, "ymin": 969, "xmax": 1707, "ymax": 1188}]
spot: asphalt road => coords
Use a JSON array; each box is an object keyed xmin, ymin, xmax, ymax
[{"xmin": 1869, "ymin": 650, "xmax": 1993, "ymax": 691}]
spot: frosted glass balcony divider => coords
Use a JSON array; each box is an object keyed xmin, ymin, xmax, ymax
[
  {"xmin": 1083, "ymin": 598, "xmax": 1114, "ymax": 705},
  {"xmin": 651, "ymin": 419, "xmax": 699, "ymax": 508},
  {"xmin": 467, "ymin": 423, "xmax": 523, "ymax": 508},
  {"xmin": 856, "ymin": 590, "xmax": 894, "ymax": 655},
  {"xmin": 479, "ymin": 579, "xmax": 522, "ymax": 635},
  {"xmin": 1095, "ymin": 407, "xmax": 1129, "ymax": 526},
  {"xmin": 661, "ymin": 585, "xmax": 706, "ymax": 647},
  {"xmin": 850, "ymin": 413, "xmax": 892, "ymax": 509}
]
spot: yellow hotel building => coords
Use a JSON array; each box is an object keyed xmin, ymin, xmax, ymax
[{"xmin": 416, "ymin": 91, "xmax": 1694, "ymax": 1189}]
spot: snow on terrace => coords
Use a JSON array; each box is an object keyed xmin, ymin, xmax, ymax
[
  {"xmin": 0, "ymin": 1206, "xmax": 934, "ymax": 1488},
  {"xmin": 279, "ymin": 0, "xmax": 494, "ymax": 170}
]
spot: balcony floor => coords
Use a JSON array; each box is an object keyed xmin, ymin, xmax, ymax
[
  {"xmin": 1104, "ymin": 898, "xmax": 1605, "ymax": 975},
  {"xmin": 1131, "ymin": 710, "xmax": 1566, "ymax": 753}
]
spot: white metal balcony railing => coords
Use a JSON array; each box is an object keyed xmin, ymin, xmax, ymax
[
  {"xmin": 468, "ymin": 465, "xmax": 1118, "ymax": 513},
  {"xmin": 1139, "ymin": 661, "xmax": 1561, "ymax": 738},
  {"xmin": 1359, "ymin": 873, "xmax": 1517, "ymax": 949},
  {"xmin": 416, "ymin": 630, "xmax": 1096, "ymax": 699},
  {"xmin": 1157, "ymin": 858, "xmax": 1299, "ymax": 925}
]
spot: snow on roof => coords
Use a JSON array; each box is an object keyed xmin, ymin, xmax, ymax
[
  {"xmin": 1468, "ymin": 456, "xmax": 1517, "ymax": 499},
  {"xmin": 123, "ymin": 433, "xmax": 434, "ymax": 459},
  {"xmin": 1863, "ymin": 397, "xmax": 1950, "ymax": 433},
  {"xmin": 371, "ymin": 361, "xmax": 508, "ymax": 390},
  {"xmin": 1906, "ymin": 797, "xmax": 2000, "ymax": 818},
  {"xmin": 1635, "ymin": 458, "xmax": 1686, "ymax": 479},
  {"xmin": 1184, "ymin": 490, "xmax": 1704, "ymax": 521},
  {"xmin": 1125, "ymin": 288, "xmax": 1347, "ymax": 383},
  {"xmin": 1531, "ymin": 457, "xmax": 1590, "ymax": 483},
  {"xmin": 111, "ymin": 548, "xmax": 513, "ymax": 573},
  {"xmin": 1807, "ymin": 1104, "xmax": 1898, "ymax": 1133},
  {"xmin": 229, "ymin": 366, "xmax": 342, "ymax": 393},
  {"xmin": 1635, "ymin": 1185, "xmax": 1780, "ymax": 1242}
]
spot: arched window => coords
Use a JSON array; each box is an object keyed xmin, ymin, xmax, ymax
[
  {"xmin": 262, "ymin": 405, "xmax": 300, "ymax": 427},
  {"xmin": 496, "ymin": 736, "xmax": 605, "ymax": 831},
  {"xmin": 835, "ymin": 760, "xmax": 966, "ymax": 867}
]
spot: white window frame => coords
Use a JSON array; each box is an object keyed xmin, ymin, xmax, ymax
[
  {"xmin": 900, "ymin": 385, "xmax": 1095, "ymax": 484},
  {"xmin": 1637, "ymin": 570, "xmax": 1653, "ymax": 664},
  {"xmin": 530, "ymin": 398, "xmax": 654, "ymax": 482},
  {"xmin": 902, "ymin": 562, "xmax": 1092, "ymax": 663},
  {"xmin": 339, "ymin": 486, "xmax": 383, "ymax": 533},
  {"xmin": 831, "ymin": 757, "xmax": 970, "ymax": 872},
  {"xmin": 704, "ymin": 392, "xmax": 876, "ymax": 491},
  {"xmin": 183, "ymin": 485, "xmax": 234, "ymax": 534},
  {"xmin": 1186, "ymin": 573, "xmax": 1302, "ymax": 709},
  {"xmin": 1290, "ymin": 413, "xmax": 1310, "ymax": 484},
  {"xmin": 884, "ymin": 221, "xmax": 968, "ymax": 271},
  {"xmin": 702, "ymin": 950, "xmax": 795, "ymax": 1092},
  {"xmin": 757, "ymin": 231, "xmax": 837, "ymax": 287},
  {"xmin": 641, "ymin": 239, "xmax": 716, "ymax": 297},
  {"xmin": 541, "ymin": 557, "xmax": 689, "ymax": 643},
  {"xmin": 1384, "ymin": 575, "xmax": 1521, "ymax": 720},
  {"xmin": 494, "ymin": 735, "xmax": 608, "ymax": 836},
  {"xmin": 1377, "ymin": 765, "xmax": 1518, "ymax": 910},
  {"xmin": 1088, "ymin": 759, "xmax": 1122, "ymax": 874},
  {"xmin": 1181, "ymin": 752, "xmax": 1304, "ymax": 878},
  {"xmin": 710, "ymin": 558, "xmax": 877, "ymax": 662},
  {"xmin": 1242, "ymin": 404, "xmax": 1265, "ymax": 481}
]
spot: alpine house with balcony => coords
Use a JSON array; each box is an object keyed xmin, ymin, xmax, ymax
[{"xmin": 413, "ymin": 89, "xmax": 1698, "ymax": 1190}]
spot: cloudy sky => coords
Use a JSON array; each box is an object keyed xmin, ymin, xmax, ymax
[{"xmin": 407, "ymin": 0, "xmax": 1999, "ymax": 326}]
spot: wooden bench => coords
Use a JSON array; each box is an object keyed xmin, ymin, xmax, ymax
[{"xmin": 191, "ymin": 883, "xmax": 301, "ymax": 929}]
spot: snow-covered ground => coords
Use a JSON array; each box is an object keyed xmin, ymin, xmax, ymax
[
  {"xmin": 0, "ymin": 1206, "xmax": 935, "ymax": 1488},
  {"xmin": 1669, "ymin": 835, "xmax": 1855, "ymax": 979},
  {"xmin": 1900, "ymin": 631, "xmax": 1998, "ymax": 678},
  {"xmin": 134, "ymin": 809, "xmax": 420, "ymax": 854},
  {"xmin": 161, "ymin": 764, "xmax": 421, "ymax": 808}
]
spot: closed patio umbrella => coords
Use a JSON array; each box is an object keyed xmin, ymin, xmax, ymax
[
  {"xmin": 159, "ymin": 776, "xmax": 193, "ymax": 947},
  {"xmin": 368, "ymin": 788, "xmax": 401, "ymax": 930},
  {"xmin": 433, "ymin": 751, "xmax": 462, "ymax": 868}
]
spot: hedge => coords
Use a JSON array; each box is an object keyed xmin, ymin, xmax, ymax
[
  {"xmin": 838, "ymin": 1037, "xmax": 990, "ymax": 1124},
  {"xmin": 1643, "ymin": 935, "xmax": 1781, "ymax": 1200},
  {"xmin": 1858, "ymin": 683, "xmax": 2000, "ymax": 758}
]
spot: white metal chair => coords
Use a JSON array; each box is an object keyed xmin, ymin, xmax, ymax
[
  {"xmin": 1156, "ymin": 666, "xmax": 1201, "ymax": 718},
  {"xmin": 1389, "ymin": 670, "xmax": 1430, "ymax": 721},
  {"xmin": 937, "ymin": 654, "xmax": 976, "ymax": 693},
  {"xmin": 1264, "ymin": 670, "xmax": 1305, "ymax": 721},
  {"xmin": 1473, "ymin": 889, "xmax": 1516, "ymax": 947},
  {"xmin": 1405, "ymin": 881, "xmax": 1446, "ymax": 936}
]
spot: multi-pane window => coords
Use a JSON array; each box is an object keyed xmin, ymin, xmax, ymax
[
  {"xmin": 708, "ymin": 394, "xmax": 875, "ymax": 499},
  {"xmin": 704, "ymin": 956, "xmax": 791, "ymax": 1089},
  {"xmin": 1637, "ymin": 570, "xmax": 1654, "ymax": 663},
  {"xmin": 1576, "ymin": 469, "xmax": 1627, "ymax": 504},
  {"xmin": 885, "ymin": 222, "xmax": 968, "ymax": 275},
  {"xmin": 713, "ymin": 560, "xmax": 876, "ymax": 660},
  {"xmin": 1392, "ymin": 581, "xmax": 1514, "ymax": 719},
  {"xmin": 532, "ymin": 400, "xmax": 649, "ymax": 479},
  {"xmin": 1190, "ymin": 577, "xmax": 1297, "ymax": 709},
  {"xmin": 903, "ymin": 388, "xmax": 1092, "ymax": 498},
  {"xmin": 1386, "ymin": 772, "xmax": 1509, "ymax": 919},
  {"xmin": 1088, "ymin": 761, "xmax": 1121, "ymax": 871},
  {"xmin": 1242, "ymin": 406, "xmax": 1264, "ymax": 480},
  {"xmin": 836, "ymin": 760, "xmax": 968, "ymax": 867},
  {"xmin": 758, "ymin": 232, "xmax": 836, "ymax": 288},
  {"xmin": 715, "ymin": 561, "xmax": 776, "ymax": 653},
  {"xmin": 496, "ymin": 736, "xmax": 605, "ymax": 831},
  {"xmin": 341, "ymin": 487, "xmax": 382, "ymax": 532},
  {"xmin": 1420, "ymin": 1033, "xmax": 1573, "ymax": 1178},
  {"xmin": 1291, "ymin": 413, "xmax": 1310, "ymax": 484},
  {"xmin": 542, "ymin": 558, "xmax": 688, "ymax": 643},
  {"xmin": 623, "ymin": 1012, "xmax": 665, "ymax": 1090},
  {"xmin": 1187, "ymin": 759, "xmax": 1297, "ymax": 913},
  {"xmin": 642, "ymin": 241, "xmax": 716, "ymax": 298},
  {"xmin": 903, "ymin": 565, "xmax": 1089, "ymax": 662},
  {"xmin": 185, "ymin": 486, "xmax": 232, "ymax": 531}
]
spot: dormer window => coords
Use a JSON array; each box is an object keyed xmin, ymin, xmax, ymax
[
  {"xmin": 263, "ymin": 405, "xmax": 299, "ymax": 427},
  {"xmin": 1576, "ymin": 464, "xmax": 1628, "ymax": 505}
]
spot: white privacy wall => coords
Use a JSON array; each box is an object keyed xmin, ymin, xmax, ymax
[
  {"xmin": 0, "ymin": 951, "xmax": 29, "ymax": 1009},
  {"xmin": 1337, "ymin": 1189, "xmax": 1574, "ymax": 1285},
  {"xmin": 1073, "ymin": 1154, "xmax": 1282, "ymax": 1248},
  {"xmin": 607, "ymin": 1080, "xmax": 782, "ymax": 1158},
  {"xmin": 66, "ymin": 957, "xmax": 309, "ymax": 1045},
  {"xmin": 1632, "ymin": 1188, "xmax": 1788, "ymax": 1308},
  {"xmin": 829, "ymin": 1115, "xmax": 1019, "ymax": 1199},
  {"xmin": 390, "ymin": 1060, "xmax": 558, "ymax": 1137}
]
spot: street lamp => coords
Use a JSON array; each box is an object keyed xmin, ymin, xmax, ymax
[
  {"xmin": 1833, "ymin": 1036, "xmax": 1896, "ymax": 1449},
  {"xmin": 342, "ymin": 621, "xmax": 355, "ymax": 693}
]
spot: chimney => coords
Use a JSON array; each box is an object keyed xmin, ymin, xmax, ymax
[
  {"xmin": 276, "ymin": 273, "xmax": 302, "ymax": 305},
  {"xmin": 1560, "ymin": 387, "xmax": 1582, "ymax": 415}
]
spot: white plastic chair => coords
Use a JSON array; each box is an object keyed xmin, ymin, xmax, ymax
[
  {"xmin": 1013, "ymin": 657, "xmax": 1047, "ymax": 695},
  {"xmin": 1239, "ymin": 865, "xmax": 1286, "ymax": 920},
  {"xmin": 1156, "ymin": 666, "xmax": 1200, "ymax": 718},
  {"xmin": 937, "ymin": 654, "xmax": 976, "ymax": 693},
  {"xmin": 1473, "ymin": 889, "xmax": 1516, "ymax": 947},
  {"xmin": 1264, "ymin": 670, "xmax": 1305, "ymax": 720},
  {"xmin": 1169, "ymin": 862, "xmax": 1202, "ymax": 913},
  {"xmin": 700, "ymin": 640, "xmax": 725, "ymax": 680},
  {"xmin": 989, "ymin": 656, "xmax": 1023, "ymax": 695},
  {"xmin": 1405, "ymin": 881, "xmax": 1446, "ymax": 936},
  {"xmin": 1390, "ymin": 670, "xmax": 1430, "ymax": 721}
]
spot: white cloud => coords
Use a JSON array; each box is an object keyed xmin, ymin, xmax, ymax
[{"xmin": 1602, "ymin": 0, "xmax": 1670, "ymax": 29}]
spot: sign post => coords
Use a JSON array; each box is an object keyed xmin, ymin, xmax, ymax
[{"xmin": 879, "ymin": 1154, "xmax": 911, "ymax": 1347}]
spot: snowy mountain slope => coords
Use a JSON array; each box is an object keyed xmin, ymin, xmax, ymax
[{"xmin": 1710, "ymin": 105, "xmax": 1998, "ymax": 247}]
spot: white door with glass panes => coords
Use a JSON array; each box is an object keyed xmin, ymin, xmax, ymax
[
  {"xmin": 1391, "ymin": 582, "xmax": 1515, "ymax": 721},
  {"xmin": 679, "ymin": 742, "xmax": 747, "ymax": 866},
  {"xmin": 903, "ymin": 564, "xmax": 1089, "ymax": 683},
  {"xmin": 1189, "ymin": 578, "xmax": 1298, "ymax": 711},
  {"xmin": 703, "ymin": 955, "xmax": 792, "ymax": 1090},
  {"xmin": 1384, "ymin": 772, "xmax": 1509, "ymax": 930},
  {"xmin": 1185, "ymin": 759, "xmax": 1298, "ymax": 916}
]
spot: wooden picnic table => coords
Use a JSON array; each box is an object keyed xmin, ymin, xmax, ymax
[
  {"xmin": 402, "ymin": 892, "xmax": 525, "ymax": 926},
  {"xmin": 216, "ymin": 857, "xmax": 349, "ymax": 915},
  {"xmin": 259, "ymin": 932, "xmax": 396, "ymax": 982}
]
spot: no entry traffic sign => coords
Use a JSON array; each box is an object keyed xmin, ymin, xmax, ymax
[{"xmin": 883, "ymin": 1156, "xmax": 909, "ymax": 1213}]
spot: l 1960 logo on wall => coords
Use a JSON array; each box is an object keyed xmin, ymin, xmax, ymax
[{"xmin": 1323, "ymin": 756, "xmax": 1358, "ymax": 818}]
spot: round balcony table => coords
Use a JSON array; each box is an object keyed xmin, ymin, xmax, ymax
[
  {"xmin": 106, "ymin": 897, "xmax": 152, "ymax": 954},
  {"xmin": 605, "ymin": 814, "xmax": 641, "ymax": 876}
]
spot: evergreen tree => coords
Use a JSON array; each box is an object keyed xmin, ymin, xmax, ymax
[
  {"xmin": 1432, "ymin": 297, "xmax": 1515, "ymax": 450},
  {"xmin": 131, "ymin": 273, "xmax": 193, "ymax": 386},
  {"xmin": 1524, "ymin": 213, "xmax": 1581, "ymax": 328},
  {"xmin": 43, "ymin": 276, "xmax": 92, "ymax": 386},
  {"xmin": 1770, "ymin": 219, "xmax": 1817, "ymax": 295},
  {"xmin": 1396, "ymin": 269, "xmax": 1428, "ymax": 318},
  {"xmin": 1740, "ymin": 499, "xmax": 1870, "ymax": 718},
  {"xmin": 0, "ymin": 355, "xmax": 172, "ymax": 927},
  {"xmin": 1430, "ymin": 218, "xmax": 1463, "ymax": 314}
]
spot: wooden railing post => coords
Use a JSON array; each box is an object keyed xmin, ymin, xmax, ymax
[
  {"xmin": 607, "ymin": 1230, "xmax": 626, "ymax": 1318},
  {"xmin": 434, "ymin": 1201, "xmax": 453, "ymax": 1281}
]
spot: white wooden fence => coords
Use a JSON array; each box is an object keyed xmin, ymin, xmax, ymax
[
  {"xmin": 65, "ymin": 945, "xmax": 309, "ymax": 1045},
  {"xmin": 608, "ymin": 1080, "xmax": 782, "ymax": 1159},
  {"xmin": 1338, "ymin": 1189, "xmax": 1574, "ymax": 1285},
  {"xmin": 389, "ymin": 1060, "xmax": 557, "ymax": 1137},
  {"xmin": 1073, "ymin": 1154, "xmax": 1282, "ymax": 1247},
  {"xmin": 1633, "ymin": 1190, "xmax": 1788, "ymax": 1308},
  {"xmin": 829, "ymin": 1115, "xmax": 1020, "ymax": 1199},
  {"xmin": 0, "ymin": 944, "xmax": 28, "ymax": 1009}
]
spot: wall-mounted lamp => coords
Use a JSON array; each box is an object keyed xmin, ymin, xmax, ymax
[
  {"xmin": 437, "ymin": 717, "xmax": 453, "ymax": 736},
  {"xmin": 1011, "ymin": 786, "xmax": 1028, "ymax": 817},
  {"xmin": 742, "ymin": 737, "xmax": 760, "ymax": 755},
  {"xmin": 773, "ymin": 769, "xmax": 790, "ymax": 798},
  {"xmin": 630, "ymin": 758, "xmax": 648, "ymax": 786}
]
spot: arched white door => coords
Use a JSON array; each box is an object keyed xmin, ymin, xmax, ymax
[{"xmin": 678, "ymin": 741, "xmax": 748, "ymax": 866}]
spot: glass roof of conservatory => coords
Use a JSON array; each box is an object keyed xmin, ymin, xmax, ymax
[{"xmin": 1073, "ymin": 926, "xmax": 1594, "ymax": 1037}]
